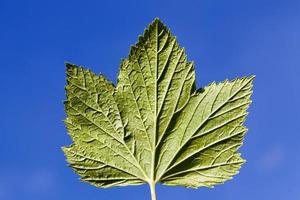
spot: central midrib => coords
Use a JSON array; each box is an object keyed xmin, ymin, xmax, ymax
[{"xmin": 150, "ymin": 21, "xmax": 159, "ymax": 184}]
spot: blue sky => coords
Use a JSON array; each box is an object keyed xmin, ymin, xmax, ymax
[{"xmin": 1, "ymin": 0, "xmax": 299, "ymax": 199}]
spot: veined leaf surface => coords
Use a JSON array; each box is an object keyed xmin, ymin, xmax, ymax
[{"xmin": 62, "ymin": 18, "xmax": 254, "ymax": 198}]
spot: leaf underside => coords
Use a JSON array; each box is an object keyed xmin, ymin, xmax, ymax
[{"xmin": 63, "ymin": 18, "xmax": 254, "ymax": 189}]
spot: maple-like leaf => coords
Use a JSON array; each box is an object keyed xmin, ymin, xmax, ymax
[{"xmin": 62, "ymin": 18, "xmax": 254, "ymax": 199}]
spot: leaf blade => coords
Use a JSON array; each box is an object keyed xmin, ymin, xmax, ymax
[
  {"xmin": 115, "ymin": 19, "xmax": 196, "ymax": 179},
  {"xmin": 62, "ymin": 19, "xmax": 255, "ymax": 191},
  {"xmin": 156, "ymin": 76, "xmax": 254, "ymax": 187},
  {"xmin": 63, "ymin": 64, "xmax": 147, "ymax": 186}
]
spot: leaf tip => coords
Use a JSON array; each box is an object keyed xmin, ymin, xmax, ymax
[
  {"xmin": 65, "ymin": 62, "xmax": 80, "ymax": 76},
  {"xmin": 247, "ymin": 75, "xmax": 256, "ymax": 83},
  {"xmin": 65, "ymin": 61, "xmax": 76, "ymax": 69},
  {"xmin": 61, "ymin": 145, "xmax": 69, "ymax": 154},
  {"xmin": 153, "ymin": 17, "xmax": 162, "ymax": 24},
  {"xmin": 150, "ymin": 17, "xmax": 168, "ymax": 29}
]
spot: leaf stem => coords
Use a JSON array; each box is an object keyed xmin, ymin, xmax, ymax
[{"xmin": 149, "ymin": 181, "xmax": 157, "ymax": 200}]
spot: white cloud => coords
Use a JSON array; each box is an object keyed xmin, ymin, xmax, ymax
[
  {"xmin": 25, "ymin": 170, "xmax": 56, "ymax": 192},
  {"xmin": 256, "ymin": 145, "xmax": 284, "ymax": 172},
  {"xmin": 0, "ymin": 167, "xmax": 57, "ymax": 199},
  {"xmin": 0, "ymin": 180, "xmax": 13, "ymax": 200}
]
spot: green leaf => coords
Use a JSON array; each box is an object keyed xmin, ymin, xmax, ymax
[{"xmin": 62, "ymin": 18, "xmax": 254, "ymax": 197}]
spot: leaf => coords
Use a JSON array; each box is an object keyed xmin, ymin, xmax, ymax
[{"xmin": 62, "ymin": 18, "xmax": 254, "ymax": 197}]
